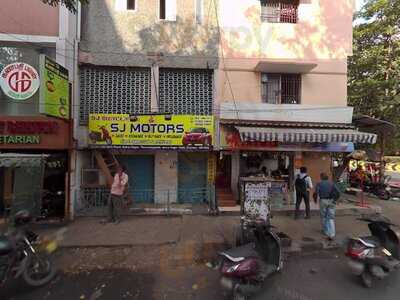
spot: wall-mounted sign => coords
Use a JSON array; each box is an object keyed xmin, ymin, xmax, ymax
[
  {"xmin": 0, "ymin": 135, "xmax": 40, "ymax": 145},
  {"xmin": 88, "ymin": 114, "xmax": 214, "ymax": 148},
  {"xmin": 39, "ymin": 55, "xmax": 69, "ymax": 119},
  {"xmin": 0, "ymin": 117, "xmax": 69, "ymax": 150},
  {"xmin": 0, "ymin": 120, "xmax": 58, "ymax": 146},
  {"xmin": 0, "ymin": 120, "xmax": 59, "ymax": 135},
  {"xmin": 0, "ymin": 62, "xmax": 40, "ymax": 101}
]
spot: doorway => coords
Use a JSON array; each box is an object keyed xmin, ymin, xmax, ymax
[
  {"xmin": 118, "ymin": 155, "xmax": 155, "ymax": 203},
  {"xmin": 216, "ymin": 154, "xmax": 232, "ymax": 190}
]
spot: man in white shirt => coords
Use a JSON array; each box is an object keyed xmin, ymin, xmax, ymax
[{"xmin": 107, "ymin": 165, "xmax": 129, "ymax": 224}]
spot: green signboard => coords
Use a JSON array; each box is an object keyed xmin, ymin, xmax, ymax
[{"xmin": 39, "ymin": 55, "xmax": 69, "ymax": 119}]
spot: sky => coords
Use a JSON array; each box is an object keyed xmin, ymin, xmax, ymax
[{"xmin": 356, "ymin": 0, "xmax": 365, "ymax": 11}]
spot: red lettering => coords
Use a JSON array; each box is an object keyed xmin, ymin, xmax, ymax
[{"xmin": 4, "ymin": 121, "xmax": 59, "ymax": 134}]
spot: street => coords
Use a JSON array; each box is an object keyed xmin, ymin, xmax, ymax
[{"xmin": 2, "ymin": 248, "xmax": 400, "ymax": 300}]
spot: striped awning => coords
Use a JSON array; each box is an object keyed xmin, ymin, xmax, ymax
[{"xmin": 236, "ymin": 127, "xmax": 378, "ymax": 144}]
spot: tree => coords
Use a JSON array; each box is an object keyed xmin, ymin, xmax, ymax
[
  {"xmin": 41, "ymin": 0, "xmax": 88, "ymax": 13},
  {"xmin": 348, "ymin": 0, "xmax": 400, "ymax": 153}
]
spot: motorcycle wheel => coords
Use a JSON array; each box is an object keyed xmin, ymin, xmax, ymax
[
  {"xmin": 233, "ymin": 285, "xmax": 248, "ymax": 300},
  {"xmin": 361, "ymin": 271, "xmax": 373, "ymax": 288},
  {"xmin": 379, "ymin": 190, "xmax": 391, "ymax": 201},
  {"xmin": 23, "ymin": 253, "xmax": 57, "ymax": 287}
]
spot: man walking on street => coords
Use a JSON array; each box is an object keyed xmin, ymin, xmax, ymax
[
  {"xmin": 107, "ymin": 165, "xmax": 128, "ymax": 224},
  {"xmin": 294, "ymin": 166, "xmax": 313, "ymax": 219},
  {"xmin": 314, "ymin": 173, "xmax": 340, "ymax": 241}
]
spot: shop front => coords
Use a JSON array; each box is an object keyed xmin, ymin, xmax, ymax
[
  {"xmin": 85, "ymin": 114, "xmax": 216, "ymax": 208},
  {"xmin": 218, "ymin": 122, "xmax": 377, "ymax": 206},
  {"xmin": 0, "ymin": 116, "xmax": 71, "ymax": 220}
]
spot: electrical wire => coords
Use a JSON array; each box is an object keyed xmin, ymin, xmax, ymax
[{"xmin": 211, "ymin": 0, "xmax": 239, "ymax": 120}]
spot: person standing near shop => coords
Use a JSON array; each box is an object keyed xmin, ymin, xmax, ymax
[
  {"xmin": 294, "ymin": 166, "xmax": 313, "ymax": 219},
  {"xmin": 107, "ymin": 165, "xmax": 129, "ymax": 224},
  {"xmin": 314, "ymin": 173, "xmax": 340, "ymax": 241}
]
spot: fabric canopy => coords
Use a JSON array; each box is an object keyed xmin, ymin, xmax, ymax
[{"xmin": 236, "ymin": 127, "xmax": 378, "ymax": 144}]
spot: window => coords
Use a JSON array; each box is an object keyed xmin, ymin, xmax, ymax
[
  {"xmin": 127, "ymin": 0, "xmax": 135, "ymax": 10},
  {"xmin": 260, "ymin": 0, "xmax": 298, "ymax": 23},
  {"xmin": 160, "ymin": 0, "xmax": 166, "ymax": 19},
  {"xmin": 115, "ymin": 0, "xmax": 136, "ymax": 11},
  {"xmin": 195, "ymin": 0, "xmax": 203, "ymax": 24},
  {"xmin": 261, "ymin": 73, "xmax": 301, "ymax": 104},
  {"xmin": 159, "ymin": 0, "xmax": 176, "ymax": 21}
]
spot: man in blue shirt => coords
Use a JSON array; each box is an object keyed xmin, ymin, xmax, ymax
[{"xmin": 314, "ymin": 173, "xmax": 340, "ymax": 241}]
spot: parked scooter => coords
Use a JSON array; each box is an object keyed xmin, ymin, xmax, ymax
[
  {"xmin": 218, "ymin": 224, "xmax": 282, "ymax": 300},
  {"xmin": 0, "ymin": 210, "xmax": 57, "ymax": 287},
  {"xmin": 346, "ymin": 215, "xmax": 400, "ymax": 288}
]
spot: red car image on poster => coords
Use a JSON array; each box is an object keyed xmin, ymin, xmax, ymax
[{"xmin": 182, "ymin": 127, "xmax": 212, "ymax": 146}]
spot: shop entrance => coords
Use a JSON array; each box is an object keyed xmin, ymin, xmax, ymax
[
  {"xmin": 178, "ymin": 153, "xmax": 208, "ymax": 203},
  {"xmin": 118, "ymin": 155, "xmax": 155, "ymax": 203}
]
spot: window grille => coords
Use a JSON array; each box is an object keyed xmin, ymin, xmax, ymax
[
  {"xmin": 261, "ymin": 73, "xmax": 301, "ymax": 104},
  {"xmin": 79, "ymin": 67, "xmax": 151, "ymax": 124},
  {"xmin": 261, "ymin": 0, "xmax": 298, "ymax": 23},
  {"xmin": 159, "ymin": 68, "xmax": 213, "ymax": 115}
]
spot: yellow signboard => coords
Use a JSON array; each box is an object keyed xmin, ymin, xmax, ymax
[{"xmin": 88, "ymin": 114, "xmax": 214, "ymax": 148}]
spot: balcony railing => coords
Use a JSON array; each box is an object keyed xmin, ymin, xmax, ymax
[{"xmin": 261, "ymin": 2, "xmax": 298, "ymax": 24}]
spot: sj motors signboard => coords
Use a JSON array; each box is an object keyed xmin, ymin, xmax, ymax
[
  {"xmin": 88, "ymin": 114, "xmax": 214, "ymax": 149},
  {"xmin": 0, "ymin": 63, "xmax": 40, "ymax": 101}
]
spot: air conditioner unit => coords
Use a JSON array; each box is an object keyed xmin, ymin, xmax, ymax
[{"xmin": 81, "ymin": 169, "xmax": 100, "ymax": 187}]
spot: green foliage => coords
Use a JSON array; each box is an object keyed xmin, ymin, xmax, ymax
[
  {"xmin": 41, "ymin": 0, "xmax": 88, "ymax": 13},
  {"xmin": 349, "ymin": 0, "xmax": 400, "ymax": 153}
]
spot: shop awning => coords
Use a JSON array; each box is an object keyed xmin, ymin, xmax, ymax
[
  {"xmin": 0, "ymin": 154, "xmax": 49, "ymax": 168},
  {"xmin": 236, "ymin": 127, "xmax": 378, "ymax": 144}
]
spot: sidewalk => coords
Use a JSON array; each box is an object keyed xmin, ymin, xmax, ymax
[{"xmin": 31, "ymin": 194, "xmax": 397, "ymax": 264}]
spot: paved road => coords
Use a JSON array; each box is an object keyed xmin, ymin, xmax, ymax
[
  {"xmin": 254, "ymin": 250, "xmax": 400, "ymax": 300},
  {"xmin": 2, "ymin": 249, "xmax": 399, "ymax": 300}
]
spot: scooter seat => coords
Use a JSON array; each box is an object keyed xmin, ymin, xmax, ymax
[
  {"xmin": 220, "ymin": 253, "xmax": 245, "ymax": 263},
  {"xmin": 219, "ymin": 243, "xmax": 259, "ymax": 262},
  {"xmin": 358, "ymin": 236, "xmax": 380, "ymax": 248}
]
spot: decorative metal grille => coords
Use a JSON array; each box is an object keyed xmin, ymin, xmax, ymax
[
  {"xmin": 159, "ymin": 68, "xmax": 213, "ymax": 115},
  {"xmin": 261, "ymin": 73, "xmax": 301, "ymax": 104},
  {"xmin": 79, "ymin": 67, "xmax": 151, "ymax": 124},
  {"xmin": 261, "ymin": 1, "xmax": 298, "ymax": 23}
]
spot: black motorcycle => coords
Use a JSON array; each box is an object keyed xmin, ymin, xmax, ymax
[
  {"xmin": 0, "ymin": 210, "xmax": 57, "ymax": 287},
  {"xmin": 346, "ymin": 215, "xmax": 400, "ymax": 287},
  {"xmin": 218, "ymin": 224, "xmax": 283, "ymax": 300}
]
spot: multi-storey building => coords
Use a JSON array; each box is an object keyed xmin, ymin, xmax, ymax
[
  {"xmin": 214, "ymin": 0, "xmax": 376, "ymax": 206},
  {"xmin": 0, "ymin": 0, "xmax": 80, "ymax": 220},
  {"xmin": 74, "ymin": 0, "xmax": 376, "ymax": 215}
]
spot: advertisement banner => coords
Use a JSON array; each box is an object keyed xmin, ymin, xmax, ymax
[
  {"xmin": 39, "ymin": 55, "xmax": 69, "ymax": 119},
  {"xmin": 88, "ymin": 114, "xmax": 214, "ymax": 148}
]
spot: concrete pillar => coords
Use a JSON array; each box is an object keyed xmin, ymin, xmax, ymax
[
  {"xmin": 151, "ymin": 64, "xmax": 160, "ymax": 112},
  {"xmin": 154, "ymin": 151, "xmax": 178, "ymax": 203}
]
